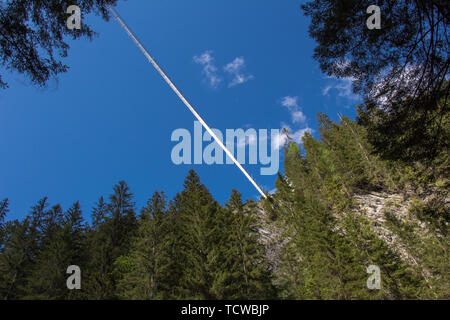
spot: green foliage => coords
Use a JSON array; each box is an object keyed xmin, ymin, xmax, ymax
[
  {"xmin": 272, "ymin": 116, "xmax": 443, "ymax": 299},
  {"xmin": 174, "ymin": 170, "xmax": 226, "ymax": 299},
  {"xmin": 358, "ymin": 89, "xmax": 450, "ymax": 163},
  {"xmin": 84, "ymin": 181, "xmax": 137, "ymax": 299},
  {"xmin": 1, "ymin": 0, "xmax": 447, "ymax": 302},
  {"xmin": 385, "ymin": 198, "xmax": 450, "ymax": 299},
  {"xmin": 302, "ymin": 0, "xmax": 449, "ymax": 162},
  {"xmin": 0, "ymin": 198, "xmax": 8, "ymax": 247},
  {"xmin": 219, "ymin": 190, "xmax": 275, "ymax": 299},
  {"xmin": 115, "ymin": 174, "xmax": 276, "ymax": 300},
  {"xmin": 115, "ymin": 191, "xmax": 175, "ymax": 299},
  {"xmin": 25, "ymin": 202, "xmax": 87, "ymax": 299},
  {"xmin": 0, "ymin": 127, "xmax": 447, "ymax": 299},
  {"xmin": 0, "ymin": 0, "xmax": 121, "ymax": 89},
  {"xmin": 0, "ymin": 217, "xmax": 36, "ymax": 299}
]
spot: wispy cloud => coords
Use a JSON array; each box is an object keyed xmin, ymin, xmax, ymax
[
  {"xmin": 280, "ymin": 96, "xmax": 307, "ymax": 125},
  {"xmin": 281, "ymin": 96, "xmax": 299, "ymax": 109},
  {"xmin": 273, "ymin": 96, "xmax": 313, "ymax": 150},
  {"xmin": 224, "ymin": 57, "xmax": 254, "ymax": 87},
  {"xmin": 285, "ymin": 123, "xmax": 312, "ymax": 143},
  {"xmin": 273, "ymin": 131, "xmax": 288, "ymax": 150},
  {"xmin": 193, "ymin": 52, "xmax": 253, "ymax": 88},
  {"xmin": 291, "ymin": 111, "xmax": 307, "ymax": 124},
  {"xmin": 193, "ymin": 51, "xmax": 222, "ymax": 88},
  {"xmin": 322, "ymin": 77, "xmax": 360, "ymax": 101},
  {"xmin": 290, "ymin": 127, "xmax": 313, "ymax": 143},
  {"xmin": 272, "ymin": 125, "xmax": 312, "ymax": 151},
  {"xmin": 237, "ymin": 133, "xmax": 257, "ymax": 148}
]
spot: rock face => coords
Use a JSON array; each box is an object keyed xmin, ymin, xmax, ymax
[
  {"xmin": 355, "ymin": 190, "xmax": 448, "ymax": 261},
  {"xmin": 253, "ymin": 189, "xmax": 449, "ymax": 280},
  {"xmin": 354, "ymin": 192, "xmax": 412, "ymax": 260},
  {"xmin": 252, "ymin": 203, "xmax": 285, "ymax": 274}
]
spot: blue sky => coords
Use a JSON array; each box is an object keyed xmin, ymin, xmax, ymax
[{"xmin": 0, "ymin": 0, "xmax": 361, "ymax": 221}]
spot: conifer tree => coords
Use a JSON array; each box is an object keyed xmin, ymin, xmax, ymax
[
  {"xmin": 274, "ymin": 121, "xmax": 424, "ymax": 299},
  {"xmin": 116, "ymin": 191, "xmax": 174, "ymax": 299},
  {"xmin": 91, "ymin": 196, "xmax": 108, "ymax": 231},
  {"xmin": 219, "ymin": 190, "xmax": 275, "ymax": 299},
  {"xmin": 0, "ymin": 218, "xmax": 34, "ymax": 299},
  {"xmin": 85, "ymin": 181, "xmax": 137, "ymax": 299},
  {"xmin": 84, "ymin": 196, "xmax": 112, "ymax": 299},
  {"xmin": 0, "ymin": 198, "xmax": 8, "ymax": 248},
  {"xmin": 175, "ymin": 170, "xmax": 224, "ymax": 299},
  {"xmin": 0, "ymin": 132, "xmax": 447, "ymax": 300},
  {"xmin": 62, "ymin": 202, "xmax": 88, "ymax": 299},
  {"xmin": 25, "ymin": 203, "xmax": 88, "ymax": 299},
  {"xmin": 0, "ymin": 198, "xmax": 48, "ymax": 299}
]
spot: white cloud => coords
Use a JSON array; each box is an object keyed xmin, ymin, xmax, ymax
[
  {"xmin": 224, "ymin": 57, "xmax": 254, "ymax": 87},
  {"xmin": 273, "ymin": 128, "xmax": 311, "ymax": 150},
  {"xmin": 193, "ymin": 53, "xmax": 254, "ymax": 88},
  {"xmin": 322, "ymin": 85, "xmax": 333, "ymax": 96},
  {"xmin": 280, "ymin": 96, "xmax": 307, "ymax": 125},
  {"xmin": 321, "ymin": 59, "xmax": 360, "ymax": 100},
  {"xmin": 369, "ymin": 64, "xmax": 422, "ymax": 107},
  {"xmin": 237, "ymin": 134, "xmax": 257, "ymax": 148},
  {"xmin": 224, "ymin": 57, "xmax": 245, "ymax": 74},
  {"xmin": 282, "ymin": 124, "xmax": 313, "ymax": 145},
  {"xmin": 272, "ymin": 131, "xmax": 288, "ymax": 150},
  {"xmin": 322, "ymin": 77, "xmax": 360, "ymax": 101},
  {"xmin": 193, "ymin": 51, "xmax": 222, "ymax": 88},
  {"xmin": 291, "ymin": 110, "xmax": 307, "ymax": 124},
  {"xmin": 274, "ymin": 96, "xmax": 313, "ymax": 150},
  {"xmin": 281, "ymin": 96, "xmax": 299, "ymax": 109},
  {"xmin": 290, "ymin": 127, "xmax": 313, "ymax": 143}
]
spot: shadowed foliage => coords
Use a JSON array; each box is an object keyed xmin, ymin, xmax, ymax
[
  {"xmin": 0, "ymin": 0, "xmax": 121, "ymax": 89},
  {"xmin": 301, "ymin": 0, "xmax": 449, "ymax": 162}
]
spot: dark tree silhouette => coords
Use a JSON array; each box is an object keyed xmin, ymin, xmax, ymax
[
  {"xmin": 0, "ymin": 0, "xmax": 120, "ymax": 89},
  {"xmin": 301, "ymin": 0, "xmax": 449, "ymax": 162}
]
